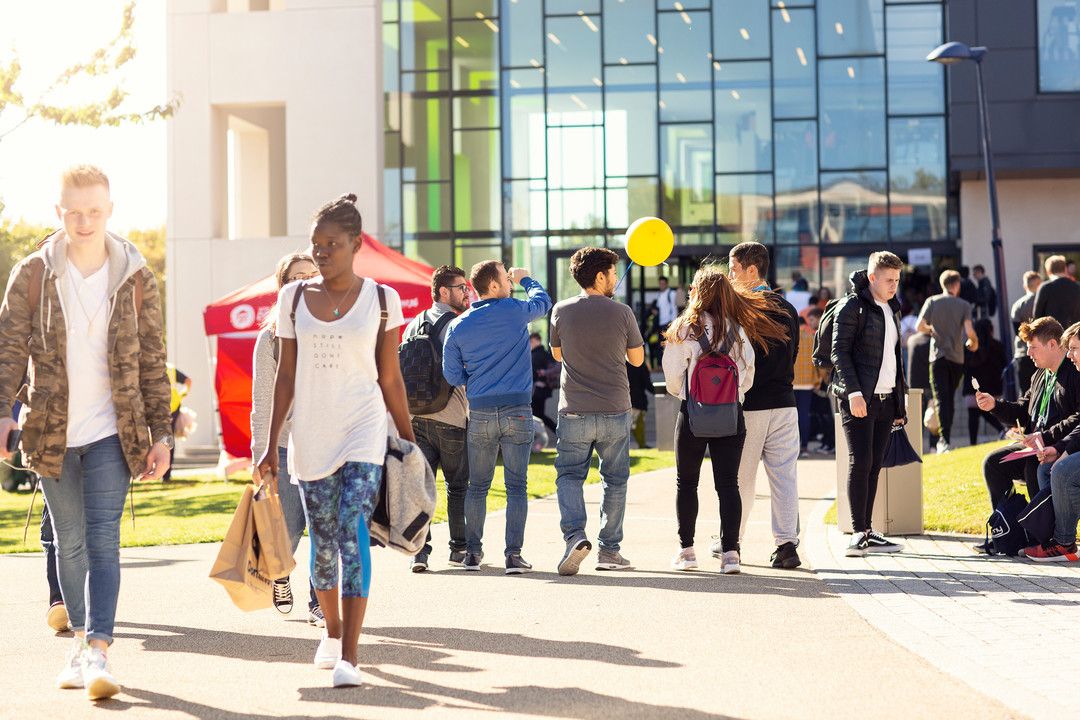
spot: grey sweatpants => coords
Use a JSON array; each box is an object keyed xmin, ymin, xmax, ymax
[{"xmin": 736, "ymin": 407, "xmax": 801, "ymax": 547}]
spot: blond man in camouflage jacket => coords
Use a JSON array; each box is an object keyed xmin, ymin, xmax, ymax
[{"xmin": 0, "ymin": 166, "xmax": 171, "ymax": 701}]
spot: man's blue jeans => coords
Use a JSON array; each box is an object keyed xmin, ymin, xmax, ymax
[
  {"xmin": 465, "ymin": 405, "xmax": 533, "ymax": 557},
  {"xmin": 39, "ymin": 434, "xmax": 130, "ymax": 645},
  {"xmin": 1050, "ymin": 452, "xmax": 1080, "ymax": 545},
  {"xmin": 555, "ymin": 411, "xmax": 632, "ymax": 552}
]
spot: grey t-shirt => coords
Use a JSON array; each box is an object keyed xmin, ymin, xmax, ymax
[
  {"xmin": 917, "ymin": 293, "xmax": 971, "ymax": 364},
  {"xmin": 402, "ymin": 303, "xmax": 469, "ymax": 428},
  {"xmin": 549, "ymin": 294, "xmax": 645, "ymax": 414}
]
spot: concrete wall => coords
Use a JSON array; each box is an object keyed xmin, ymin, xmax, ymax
[
  {"xmin": 166, "ymin": 0, "xmax": 383, "ymax": 452},
  {"xmin": 959, "ymin": 177, "xmax": 1080, "ymax": 308}
]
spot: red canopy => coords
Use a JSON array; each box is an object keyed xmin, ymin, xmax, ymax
[{"xmin": 203, "ymin": 234, "xmax": 434, "ymax": 459}]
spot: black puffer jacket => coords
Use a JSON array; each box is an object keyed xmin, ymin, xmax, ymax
[{"xmin": 830, "ymin": 270, "xmax": 907, "ymax": 420}]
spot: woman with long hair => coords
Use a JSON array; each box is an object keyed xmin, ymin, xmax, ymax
[
  {"xmin": 662, "ymin": 265, "xmax": 789, "ymax": 573},
  {"xmin": 250, "ymin": 252, "xmax": 322, "ymax": 623}
]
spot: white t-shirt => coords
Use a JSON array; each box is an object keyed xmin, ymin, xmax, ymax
[
  {"xmin": 657, "ymin": 287, "xmax": 678, "ymax": 325},
  {"xmin": 874, "ymin": 299, "xmax": 898, "ymax": 395},
  {"xmin": 62, "ymin": 260, "xmax": 119, "ymax": 447},
  {"xmin": 276, "ymin": 278, "xmax": 404, "ymax": 481}
]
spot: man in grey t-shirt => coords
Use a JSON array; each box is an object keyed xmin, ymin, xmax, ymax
[
  {"xmin": 549, "ymin": 247, "xmax": 645, "ymax": 576},
  {"xmin": 917, "ymin": 269, "xmax": 978, "ymax": 453}
]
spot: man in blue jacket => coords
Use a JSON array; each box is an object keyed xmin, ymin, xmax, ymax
[{"xmin": 443, "ymin": 260, "xmax": 553, "ymax": 574}]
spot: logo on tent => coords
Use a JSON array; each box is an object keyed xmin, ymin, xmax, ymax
[{"xmin": 230, "ymin": 304, "xmax": 256, "ymax": 330}]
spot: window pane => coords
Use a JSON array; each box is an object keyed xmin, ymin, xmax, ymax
[
  {"xmin": 818, "ymin": 0, "xmax": 884, "ymax": 56},
  {"xmin": 714, "ymin": 61, "xmax": 771, "ymax": 173},
  {"xmin": 452, "ymin": 20, "xmax": 499, "ymax": 92},
  {"xmin": 773, "ymin": 0, "xmax": 814, "ymax": 6},
  {"xmin": 820, "ymin": 171, "xmax": 887, "ymax": 243},
  {"xmin": 501, "ymin": 0, "xmax": 542, "ymax": 67},
  {"xmin": 716, "ymin": 174, "xmax": 773, "ymax": 243},
  {"xmin": 505, "ymin": 68, "xmax": 546, "ymax": 179},
  {"xmin": 548, "ymin": 125, "xmax": 604, "ymax": 189},
  {"xmin": 659, "ymin": 11, "xmax": 711, "ymax": 122},
  {"xmin": 547, "ymin": 16, "xmax": 603, "ymax": 114},
  {"xmin": 660, "ymin": 0, "xmax": 709, "ymax": 8},
  {"xmin": 402, "ymin": 0, "xmax": 448, "ymax": 70},
  {"xmin": 384, "ymin": 23, "xmax": 400, "ymax": 97},
  {"xmin": 606, "ymin": 177, "xmax": 659, "ymax": 230},
  {"xmin": 454, "ymin": 130, "xmax": 501, "ymax": 231},
  {"xmin": 821, "ymin": 254, "xmax": 872, "ymax": 298},
  {"xmin": 455, "ymin": 242, "xmax": 502, "ymax": 276},
  {"xmin": 713, "ymin": 0, "xmax": 770, "ymax": 60},
  {"xmin": 603, "ymin": 0, "xmax": 655, "ymax": 64},
  {"xmin": 405, "ymin": 238, "xmax": 453, "ymax": 267},
  {"xmin": 403, "ymin": 182, "xmax": 452, "ymax": 233},
  {"xmin": 889, "ymin": 117, "xmax": 947, "ymax": 242},
  {"xmin": 549, "ymin": 189, "xmax": 605, "ymax": 231},
  {"xmin": 385, "ymin": 0, "xmax": 399, "ymax": 23},
  {"xmin": 455, "ymin": 95, "xmax": 498, "ymax": 129},
  {"xmin": 661, "ymin": 124, "xmax": 714, "ymax": 226},
  {"xmin": 773, "ymin": 245, "xmax": 820, "ymax": 298},
  {"xmin": 403, "ymin": 79, "xmax": 450, "ymax": 181},
  {"xmin": 772, "ymin": 7, "xmax": 816, "ymax": 118},
  {"xmin": 605, "ymin": 65, "xmax": 658, "ymax": 176},
  {"xmin": 1039, "ymin": 0, "xmax": 1080, "ymax": 92},
  {"xmin": 775, "ymin": 120, "xmax": 818, "ymax": 243},
  {"xmin": 384, "ymin": 166, "xmax": 402, "ymax": 247},
  {"xmin": 547, "ymin": 0, "xmax": 600, "ymax": 13},
  {"xmin": 508, "ymin": 179, "xmax": 547, "ymax": 232},
  {"xmin": 819, "ymin": 58, "xmax": 885, "ymax": 169},
  {"xmin": 886, "ymin": 4, "xmax": 943, "ymax": 114},
  {"xmin": 453, "ymin": 0, "xmax": 497, "ymax": 18}
]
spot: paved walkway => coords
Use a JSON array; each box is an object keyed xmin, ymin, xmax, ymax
[{"xmin": 0, "ymin": 458, "xmax": 1028, "ymax": 719}]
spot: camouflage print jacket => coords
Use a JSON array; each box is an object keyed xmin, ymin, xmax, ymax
[{"xmin": 0, "ymin": 231, "xmax": 172, "ymax": 479}]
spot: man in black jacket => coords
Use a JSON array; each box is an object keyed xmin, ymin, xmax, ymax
[
  {"xmin": 726, "ymin": 242, "xmax": 802, "ymax": 569},
  {"xmin": 1033, "ymin": 255, "xmax": 1080, "ymax": 330},
  {"xmin": 974, "ymin": 317, "xmax": 1080, "ymax": 550},
  {"xmin": 831, "ymin": 251, "xmax": 908, "ymax": 557}
]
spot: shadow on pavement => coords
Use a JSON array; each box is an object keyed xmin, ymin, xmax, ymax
[{"xmin": 101, "ymin": 687, "xmax": 359, "ymax": 720}]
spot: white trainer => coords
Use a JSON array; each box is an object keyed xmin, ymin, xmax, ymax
[
  {"xmin": 721, "ymin": 550, "xmax": 741, "ymax": 575},
  {"xmin": 56, "ymin": 640, "xmax": 86, "ymax": 690},
  {"xmin": 314, "ymin": 631, "xmax": 342, "ymax": 669},
  {"xmin": 82, "ymin": 647, "xmax": 120, "ymax": 700},
  {"xmin": 332, "ymin": 659, "xmax": 363, "ymax": 688},
  {"xmin": 671, "ymin": 547, "xmax": 698, "ymax": 571}
]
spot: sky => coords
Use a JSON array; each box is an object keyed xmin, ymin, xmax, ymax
[{"xmin": 0, "ymin": 1, "xmax": 167, "ymax": 232}]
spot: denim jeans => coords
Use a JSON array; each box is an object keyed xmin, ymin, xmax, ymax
[
  {"xmin": 413, "ymin": 418, "xmax": 469, "ymax": 555},
  {"xmin": 41, "ymin": 498, "xmax": 62, "ymax": 605},
  {"xmin": 794, "ymin": 390, "xmax": 813, "ymax": 449},
  {"xmin": 278, "ymin": 446, "xmax": 318, "ymax": 610},
  {"xmin": 39, "ymin": 434, "xmax": 130, "ymax": 645},
  {"xmin": 1051, "ymin": 451, "xmax": 1080, "ymax": 545},
  {"xmin": 555, "ymin": 411, "xmax": 632, "ymax": 552},
  {"xmin": 465, "ymin": 404, "xmax": 533, "ymax": 557}
]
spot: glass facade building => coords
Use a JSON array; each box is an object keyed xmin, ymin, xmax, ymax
[{"xmin": 383, "ymin": 0, "xmax": 954, "ymax": 306}]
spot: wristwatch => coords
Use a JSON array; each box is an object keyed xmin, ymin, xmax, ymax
[{"xmin": 156, "ymin": 433, "xmax": 175, "ymax": 451}]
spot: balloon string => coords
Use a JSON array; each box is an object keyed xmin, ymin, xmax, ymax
[{"xmin": 616, "ymin": 261, "xmax": 635, "ymax": 294}]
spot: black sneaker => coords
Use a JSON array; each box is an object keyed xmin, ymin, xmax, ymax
[
  {"xmin": 846, "ymin": 532, "xmax": 869, "ymax": 557},
  {"xmin": 505, "ymin": 554, "xmax": 533, "ymax": 575},
  {"xmin": 865, "ymin": 530, "xmax": 903, "ymax": 554},
  {"xmin": 972, "ymin": 539, "xmax": 994, "ymax": 555},
  {"xmin": 463, "ymin": 552, "xmax": 483, "ymax": 571},
  {"xmin": 557, "ymin": 537, "xmax": 592, "ymax": 576},
  {"xmin": 273, "ymin": 577, "xmax": 294, "ymax": 614},
  {"xmin": 448, "ymin": 549, "xmax": 467, "ymax": 567},
  {"xmin": 308, "ymin": 605, "xmax": 325, "ymax": 627},
  {"xmin": 770, "ymin": 542, "xmax": 802, "ymax": 569},
  {"xmin": 410, "ymin": 552, "xmax": 429, "ymax": 573}
]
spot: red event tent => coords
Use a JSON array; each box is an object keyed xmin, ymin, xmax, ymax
[{"xmin": 203, "ymin": 234, "xmax": 434, "ymax": 459}]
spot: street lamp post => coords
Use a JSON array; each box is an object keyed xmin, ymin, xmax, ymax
[{"xmin": 927, "ymin": 42, "xmax": 1011, "ymax": 352}]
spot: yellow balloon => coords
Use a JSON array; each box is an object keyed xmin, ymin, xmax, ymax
[{"xmin": 624, "ymin": 217, "xmax": 674, "ymax": 267}]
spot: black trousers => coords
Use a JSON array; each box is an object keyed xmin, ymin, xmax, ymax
[
  {"xmin": 967, "ymin": 407, "xmax": 1004, "ymax": 446},
  {"xmin": 1017, "ymin": 355, "xmax": 1036, "ymax": 396},
  {"xmin": 674, "ymin": 402, "xmax": 745, "ymax": 552},
  {"xmin": 930, "ymin": 358, "xmax": 965, "ymax": 444},
  {"xmin": 840, "ymin": 394, "xmax": 896, "ymax": 532},
  {"xmin": 532, "ymin": 391, "xmax": 557, "ymax": 434},
  {"xmin": 41, "ymin": 499, "xmax": 62, "ymax": 605},
  {"xmin": 983, "ymin": 445, "xmax": 1040, "ymax": 511}
]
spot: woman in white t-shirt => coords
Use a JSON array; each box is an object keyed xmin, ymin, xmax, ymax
[{"xmin": 256, "ymin": 194, "xmax": 414, "ymax": 689}]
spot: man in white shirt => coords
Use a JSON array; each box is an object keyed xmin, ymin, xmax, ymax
[{"xmin": 654, "ymin": 276, "xmax": 678, "ymax": 364}]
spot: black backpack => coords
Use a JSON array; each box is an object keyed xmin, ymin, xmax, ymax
[
  {"xmin": 812, "ymin": 295, "xmax": 865, "ymax": 370},
  {"xmin": 399, "ymin": 310, "xmax": 456, "ymax": 415},
  {"xmin": 986, "ymin": 491, "xmax": 1032, "ymax": 556}
]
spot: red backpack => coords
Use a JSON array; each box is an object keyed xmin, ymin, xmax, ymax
[{"xmin": 686, "ymin": 330, "xmax": 740, "ymax": 438}]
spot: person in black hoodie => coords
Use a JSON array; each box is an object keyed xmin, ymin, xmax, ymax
[
  {"xmin": 627, "ymin": 360, "xmax": 654, "ymax": 449},
  {"xmin": 725, "ymin": 242, "xmax": 802, "ymax": 569},
  {"xmin": 832, "ymin": 252, "xmax": 908, "ymax": 557},
  {"xmin": 973, "ymin": 317, "xmax": 1080, "ymax": 549},
  {"xmin": 963, "ymin": 318, "xmax": 1006, "ymax": 445}
]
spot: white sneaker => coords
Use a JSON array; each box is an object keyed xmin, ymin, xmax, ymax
[
  {"xmin": 672, "ymin": 547, "xmax": 698, "ymax": 571},
  {"xmin": 331, "ymin": 659, "xmax": 363, "ymax": 687},
  {"xmin": 314, "ymin": 631, "xmax": 342, "ymax": 669},
  {"xmin": 56, "ymin": 640, "xmax": 86, "ymax": 689},
  {"xmin": 82, "ymin": 647, "xmax": 120, "ymax": 700},
  {"xmin": 721, "ymin": 550, "xmax": 741, "ymax": 575},
  {"xmin": 709, "ymin": 535, "xmax": 723, "ymax": 559}
]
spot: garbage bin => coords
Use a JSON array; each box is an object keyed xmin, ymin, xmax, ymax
[
  {"xmin": 654, "ymin": 383, "xmax": 680, "ymax": 452},
  {"xmin": 835, "ymin": 389, "xmax": 924, "ymax": 536}
]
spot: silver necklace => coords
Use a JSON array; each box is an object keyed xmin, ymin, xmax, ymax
[{"xmin": 325, "ymin": 276, "xmax": 358, "ymax": 318}]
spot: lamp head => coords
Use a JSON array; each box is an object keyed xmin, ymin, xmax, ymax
[{"xmin": 927, "ymin": 41, "xmax": 988, "ymax": 64}]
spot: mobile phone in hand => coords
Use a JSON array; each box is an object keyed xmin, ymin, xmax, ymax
[{"xmin": 6, "ymin": 428, "xmax": 21, "ymax": 454}]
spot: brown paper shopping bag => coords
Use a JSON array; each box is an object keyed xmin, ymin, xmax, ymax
[
  {"xmin": 251, "ymin": 485, "xmax": 296, "ymax": 580},
  {"xmin": 209, "ymin": 485, "xmax": 274, "ymax": 611}
]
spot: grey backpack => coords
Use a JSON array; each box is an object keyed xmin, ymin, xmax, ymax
[{"xmin": 370, "ymin": 435, "xmax": 436, "ymax": 554}]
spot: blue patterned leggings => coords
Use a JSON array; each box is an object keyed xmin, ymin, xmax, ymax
[{"xmin": 298, "ymin": 462, "xmax": 382, "ymax": 599}]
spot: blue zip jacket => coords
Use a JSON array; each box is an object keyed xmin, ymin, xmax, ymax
[{"xmin": 442, "ymin": 277, "xmax": 553, "ymax": 410}]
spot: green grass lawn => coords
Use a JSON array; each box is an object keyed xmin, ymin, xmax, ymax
[
  {"xmin": 0, "ymin": 449, "xmax": 674, "ymax": 554},
  {"xmin": 825, "ymin": 441, "xmax": 1010, "ymax": 534}
]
